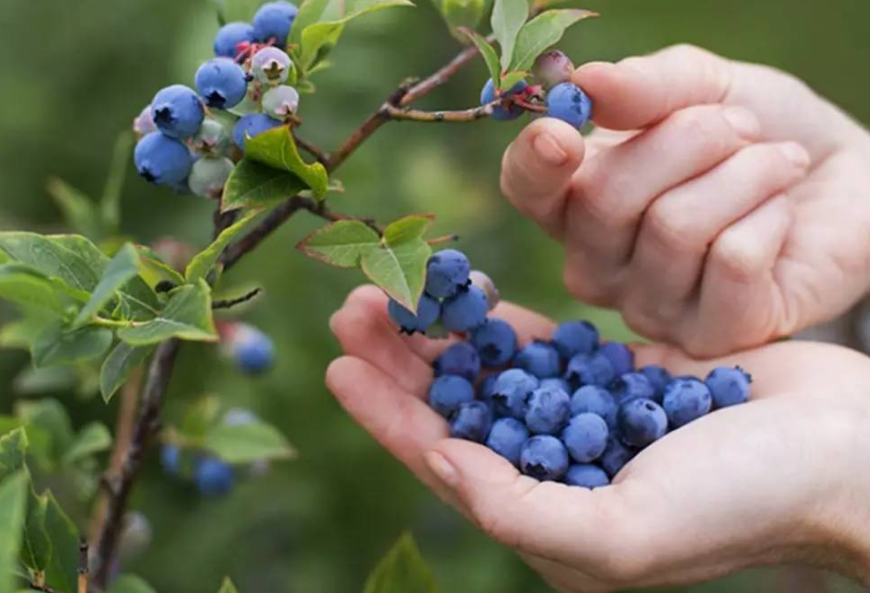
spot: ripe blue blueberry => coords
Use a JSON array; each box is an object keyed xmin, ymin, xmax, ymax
[
  {"xmin": 618, "ymin": 398, "xmax": 668, "ymax": 448},
  {"xmin": 194, "ymin": 458, "xmax": 235, "ymax": 496},
  {"xmin": 540, "ymin": 377, "xmax": 571, "ymax": 393},
  {"xmin": 491, "ymin": 368, "xmax": 538, "ymax": 419},
  {"xmin": 262, "ymin": 85, "xmax": 300, "ymax": 120},
  {"xmin": 470, "ymin": 318, "xmax": 517, "ymax": 367},
  {"xmin": 485, "ymin": 417, "xmax": 530, "ymax": 466},
  {"xmin": 251, "ymin": 47, "xmax": 293, "ymax": 85},
  {"xmin": 387, "ymin": 294, "xmax": 440, "ymax": 334},
  {"xmin": 533, "ymin": 50, "xmax": 575, "ymax": 90},
  {"xmin": 525, "ymin": 385, "xmax": 571, "ymax": 434},
  {"xmin": 519, "ymin": 435, "xmax": 569, "ymax": 481},
  {"xmin": 133, "ymin": 105, "xmax": 156, "ymax": 136},
  {"xmin": 191, "ymin": 118, "xmax": 229, "ymax": 154},
  {"xmin": 565, "ymin": 352, "xmax": 614, "ymax": 388},
  {"xmin": 479, "ymin": 374, "xmax": 498, "ymax": 400},
  {"xmin": 611, "ymin": 372, "xmax": 657, "ymax": 404},
  {"xmin": 188, "ymin": 157, "xmax": 234, "ymax": 199},
  {"xmin": 195, "ymin": 58, "xmax": 249, "ymax": 109},
  {"xmin": 513, "ymin": 341, "xmax": 561, "ymax": 379},
  {"xmin": 134, "ymin": 132, "xmax": 193, "ymax": 186},
  {"xmin": 480, "ymin": 78, "xmax": 528, "ymax": 121},
  {"xmin": 425, "ymin": 249, "xmax": 470, "ymax": 298},
  {"xmin": 570, "ymin": 385, "xmax": 618, "ymax": 428},
  {"xmin": 449, "ymin": 401, "xmax": 493, "ymax": 443},
  {"xmin": 441, "ymin": 286, "xmax": 488, "ymax": 332},
  {"xmin": 551, "ymin": 320, "xmax": 599, "ymax": 359},
  {"xmin": 565, "ymin": 464, "xmax": 610, "ymax": 489},
  {"xmin": 233, "ymin": 113, "xmax": 282, "ymax": 151},
  {"xmin": 545, "ymin": 82, "xmax": 592, "ymax": 129},
  {"xmin": 428, "ymin": 375, "xmax": 475, "ymax": 418},
  {"xmin": 469, "ymin": 270, "xmax": 499, "ymax": 310},
  {"xmin": 232, "ymin": 324, "xmax": 275, "ymax": 374},
  {"xmin": 599, "ymin": 342, "xmax": 635, "ymax": 377},
  {"xmin": 252, "ymin": 1, "xmax": 299, "ymax": 47},
  {"xmin": 599, "ymin": 435, "xmax": 636, "ymax": 478},
  {"xmin": 562, "ymin": 413, "xmax": 609, "ymax": 463},
  {"xmin": 640, "ymin": 365, "xmax": 673, "ymax": 399},
  {"xmin": 663, "ymin": 377, "xmax": 713, "ymax": 428},
  {"xmin": 150, "ymin": 85, "xmax": 205, "ymax": 140},
  {"xmin": 160, "ymin": 444, "xmax": 181, "ymax": 476},
  {"xmin": 434, "ymin": 342, "xmax": 481, "ymax": 382},
  {"xmin": 214, "ymin": 22, "xmax": 255, "ymax": 58},
  {"xmin": 706, "ymin": 366, "xmax": 752, "ymax": 408}
]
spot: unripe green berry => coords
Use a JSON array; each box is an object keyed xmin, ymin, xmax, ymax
[
  {"xmin": 192, "ymin": 118, "xmax": 229, "ymax": 154},
  {"xmin": 251, "ymin": 47, "xmax": 293, "ymax": 85},
  {"xmin": 262, "ymin": 85, "xmax": 300, "ymax": 120},
  {"xmin": 188, "ymin": 156, "xmax": 234, "ymax": 199}
]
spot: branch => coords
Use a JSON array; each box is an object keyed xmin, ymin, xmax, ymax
[
  {"xmin": 381, "ymin": 102, "xmax": 496, "ymax": 123},
  {"xmin": 213, "ymin": 287, "xmax": 263, "ymax": 310},
  {"xmin": 293, "ymin": 131, "xmax": 329, "ymax": 165},
  {"xmin": 399, "ymin": 38, "xmax": 493, "ymax": 106}
]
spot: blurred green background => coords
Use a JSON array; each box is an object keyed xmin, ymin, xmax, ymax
[{"xmin": 1, "ymin": 0, "xmax": 869, "ymax": 591}]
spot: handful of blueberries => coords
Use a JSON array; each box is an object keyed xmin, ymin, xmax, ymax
[{"xmin": 388, "ymin": 250, "xmax": 751, "ymax": 489}]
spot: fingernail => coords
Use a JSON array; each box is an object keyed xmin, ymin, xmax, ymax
[
  {"xmin": 722, "ymin": 107, "xmax": 760, "ymax": 139},
  {"xmin": 532, "ymin": 132, "xmax": 569, "ymax": 166},
  {"xmin": 778, "ymin": 142, "xmax": 811, "ymax": 168},
  {"xmin": 576, "ymin": 61, "xmax": 615, "ymax": 75},
  {"xmin": 425, "ymin": 451, "xmax": 458, "ymax": 488}
]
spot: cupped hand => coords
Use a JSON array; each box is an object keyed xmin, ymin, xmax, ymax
[
  {"xmin": 501, "ymin": 44, "xmax": 870, "ymax": 357},
  {"xmin": 327, "ymin": 286, "xmax": 870, "ymax": 591}
]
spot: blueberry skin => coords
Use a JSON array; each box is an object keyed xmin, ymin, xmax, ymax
[
  {"xmin": 428, "ymin": 375, "xmax": 475, "ymax": 418},
  {"xmin": 449, "ymin": 401, "xmax": 493, "ymax": 443},
  {"xmin": 388, "ymin": 294, "xmax": 440, "ymax": 334},
  {"xmin": 425, "ymin": 249, "xmax": 470, "ymax": 298},
  {"xmin": 194, "ymin": 458, "xmax": 235, "ymax": 496},
  {"xmin": 134, "ymin": 133, "xmax": 193, "ymax": 186},
  {"xmin": 640, "ymin": 365, "xmax": 673, "ymax": 399},
  {"xmin": 570, "ymin": 385, "xmax": 618, "ymax": 428},
  {"xmin": 195, "ymin": 58, "xmax": 248, "ymax": 109},
  {"xmin": 441, "ymin": 286, "xmax": 488, "ymax": 333},
  {"xmin": 565, "ymin": 464, "xmax": 610, "ymax": 489},
  {"xmin": 479, "ymin": 374, "xmax": 498, "ymax": 400},
  {"xmin": 562, "ymin": 413, "xmax": 609, "ymax": 463},
  {"xmin": 214, "ymin": 22, "xmax": 255, "ymax": 58},
  {"xmin": 235, "ymin": 329, "xmax": 275, "ymax": 374},
  {"xmin": 480, "ymin": 78, "xmax": 528, "ymax": 121},
  {"xmin": 545, "ymin": 82, "xmax": 592, "ymax": 129},
  {"xmin": 565, "ymin": 352, "xmax": 615, "ymax": 388},
  {"xmin": 525, "ymin": 385, "xmax": 571, "ymax": 435},
  {"xmin": 706, "ymin": 366, "xmax": 752, "ymax": 408},
  {"xmin": 611, "ymin": 372, "xmax": 657, "ymax": 404},
  {"xmin": 252, "ymin": 1, "xmax": 299, "ymax": 47},
  {"xmin": 514, "ymin": 341, "xmax": 562, "ymax": 379},
  {"xmin": 251, "ymin": 47, "xmax": 293, "ymax": 85},
  {"xmin": 161, "ymin": 444, "xmax": 181, "ymax": 476},
  {"xmin": 151, "ymin": 85, "xmax": 205, "ymax": 140},
  {"xmin": 663, "ymin": 378, "xmax": 713, "ymax": 428},
  {"xmin": 471, "ymin": 318, "xmax": 517, "ymax": 367},
  {"xmin": 540, "ymin": 378, "xmax": 571, "ymax": 393},
  {"xmin": 599, "ymin": 342, "xmax": 635, "ymax": 377},
  {"xmin": 618, "ymin": 398, "xmax": 668, "ymax": 449},
  {"xmin": 233, "ymin": 113, "xmax": 283, "ymax": 151},
  {"xmin": 434, "ymin": 342, "xmax": 481, "ymax": 382},
  {"xmin": 491, "ymin": 369, "xmax": 539, "ymax": 419},
  {"xmin": 520, "ymin": 435, "xmax": 569, "ymax": 481},
  {"xmin": 599, "ymin": 435, "xmax": 637, "ymax": 478},
  {"xmin": 486, "ymin": 418, "xmax": 530, "ymax": 466},
  {"xmin": 551, "ymin": 321, "xmax": 599, "ymax": 359}
]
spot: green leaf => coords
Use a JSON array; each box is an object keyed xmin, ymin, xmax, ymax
[
  {"xmin": 441, "ymin": 0, "xmax": 485, "ymax": 32},
  {"xmin": 108, "ymin": 575, "xmax": 158, "ymax": 593},
  {"xmin": 101, "ymin": 131, "xmax": 134, "ymax": 233},
  {"xmin": 458, "ymin": 28, "xmax": 501, "ymax": 87},
  {"xmin": 32, "ymin": 323, "xmax": 113, "ymax": 368},
  {"xmin": 362, "ymin": 533, "xmax": 438, "ymax": 593},
  {"xmin": 64, "ymin": 423, "xmax": 111, "ymax": 466},
  {"xmin": 21, "ymin": 489, "xmax": 51, "ymax": 574},
  {"xmin": 382, "ymin": 214, "xmax": 434, "ymax": 245},
  {"xmin": 204, "ymin": 421, "xmax": 296, "ymax": 464},
  {"xmin": 245, "ymin": 126, "xmax": 329, "ymax": 200},
  {"xmin": 0, "ymin": 264, "xmax": 85, "ymax": 314},
  {"xmin": 1, "ymin": 315, "xmax": 56, "ymax": 350},
  {"xmin": 46, "ymin": 178, "xmax": 103, "ymax": 241},
  {"xmin": 73, "ymin": 243, "xmax": 140, "ymax": 329},
  {"xmin": 296, "ymin": 220, "xmax": 380, "ymax": 268},
  {"xmin": 510, "ymin": 8, "xmax": 597, "ymax": 72},
  {"xmin": 499, "ymin": 70, "xmax": 528, "ymax": 91},
  {"xmin": 13, "ymin": 366, "xmax": 78, "ymax": 395},
  {"xmin": 222, "ymin": 159, "xmax": 309, "ymax": 213},
  {"xmin": 0, "ymin": 429, "xmax": 28, "ymax": 481},
  {"xmin": 117, "ymin": 280, "xmax": 217, "ymax": 346},
  {"xmin": 491, "ymin": 0, "xmax": 528, "ymax": 70},
  {"xmin": 217, "ymin": 577, "xmax": 239, "ymax": 593},
  {"xmin": 185, "ymin": 210, "xmax": 263, "ymax": 282},
  {"xmin": 100, "ymin": 343, "xmax": 153, "ymax": 404},
  {"xmin": 135, "ymin": 246, "xmax": 186, "ymax": 289},
  {"xmin": 43, "ymin": 492, "xmax": 79, "ymax": 593},
  {"xmin": 360, "ymin": 240, "xmax": 431, "ymax": 312},
  {"xmin": 16, "ymin": 400, "xmax": 74, "ymax": 465},
  {"xmin": 0, "ymin": 473, "xmax": 28, "ymax": 593}
]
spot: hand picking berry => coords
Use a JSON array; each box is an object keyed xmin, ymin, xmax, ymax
[
  {"xmin": 533, "ymin": 50, "xmax": 575, "ymax": 89},
  {"xmin": 545, "ymin": 82, "xmax": 592, "ymax": 129}
]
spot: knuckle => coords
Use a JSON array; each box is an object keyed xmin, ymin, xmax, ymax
[
  {"xmin": 669, "ymin": 107, "xmax": 732, "ymax": 154},
  {"xmin": 563, "ymin": 264, "xmax": 614, "ymax": 307},
  {"xmin": 620, "ymin": 301, "xmax": 667, "ymax": 341},
  {"xmin": 576, "ymin": 161, "xmax": 635, "ymax": 224},
  {"xmin": 643, "ymin": 200, "xmax": 705, "ymax": 254},
  {"xmin": 710, "ymin": 231, "xmax": 764, "ymax": 284}
]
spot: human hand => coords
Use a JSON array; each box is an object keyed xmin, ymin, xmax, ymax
[
  {"xmin": 327, "ymin": 286, "xmax": 870, "ymax": 591},
  {"xmin": 501, "ymin": 44, "xmax": 870, "ymax": 357}
]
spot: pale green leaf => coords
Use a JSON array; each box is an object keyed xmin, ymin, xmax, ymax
[
  {"xmin": 185, "ymin": 210, "xmax": 263, "ymax": 282},
  {"xmin": 245, "ymin": 126, "xmax": 329, "ymax": 200},
  {"xmin": 204, "ymin": 421, "xmax": 296, "ymax": 464},
  {"xmin": 360, "ymin": 238, "xmax": 431, "ymax": 312},
  {"xmin": 0, "ymin": 473, "xmax": 28, "ymax": 593},
  {"xmin": 117, "ymin": 280, "xmax": 217, "ymax": 346},
  {"xmin": 510, "ymin": 8, "xmax": 597, "ymax": 72},
  {"xmin": 383, "ymin": 215, "xmax": 434, "ymax": 246},
  {"xmin": 458, "ymin": 28, "xmax": 501, "ymax": 88},
  {"xmin": 1, "ymin": 315, "xmax": 57, "ymax": 351},
  {"xmin": 100, "ymin": 343, "xmax": 153, "ymax": 404},
  {"xmin": 21, "ymin": 489, "xmax": 51, "ymax": 573},
  {"xmin": 64, "ymin": 423, "xmax": 112, "ymax": 465},
  {"xmin": 32, "ymin": 323, "xmax": 113, "ymax": 368},
  {"xmin": 134, "ymin": 246, "xmax": 186, "ymax": 289},
  {"xmin": 43, "ymin": 492, "xmax": 79, "ymax": 593},
  {"xmin": 0, "ymin": 429, "xmax": 28, "ymax": 481},
  {"xmin": 362, "ymin": 533, "xmax": 438, "ymax": 593},
  {"xmin": 441, "ymin": 0, "xmax": 485, "ymax": 32},
  {"xmin": 222, "ymin": 159, "xmax": 309, "ymax": 212},
  {"xmin": 499, "ymin": 70, "xmax": 528, "ymax": 91},
  {"xmin": 491, "ymin": 0, "xmax": 528, "ymax": 70},
  {"xmin": 73, "ymin": 243, "xmax": 140, "ymax": 328},
  {"xmin": 46, "ymin": 178, "xmax": 103, "ymax": 240},
  {"xmin": 296, "ymin": 220, "xmax": 380, "ymax": 268},
  {"xmin": 217, "ymin": 577, "xmax": 239, "ymax": 593},
  {"xmin": 0, "ymin": 264, "xmax": 85, "ymax": 314}
]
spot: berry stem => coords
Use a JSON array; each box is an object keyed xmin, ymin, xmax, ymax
[
  {"xmin": 212, "ymin": 287, "xmax": 263, "ymax": 309},
  {"xmin": 381, "ymin": 101, "xmax": 497, "ymax": 123}
]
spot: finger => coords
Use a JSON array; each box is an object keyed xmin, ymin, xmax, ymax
[
  {"xmin": 500, "ymin": 118, "xmax": 586, "ymax": 239},
  {"xmin": 574, "ymin": 44, "xmax": 733, "ymax": 131}
]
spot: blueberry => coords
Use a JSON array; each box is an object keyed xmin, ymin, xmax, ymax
[
  {"xmin": 194, "ymin": 458, "xmax": 235, "ymax": 496},
  {"xmin": 491, "ymin": 368, "xmax": 538, "ymax": 419},
  {"xmin": 191, "ymin": 118, "xmax": 229, "ymax": 154},
  {"xmin": 663, "ymin": 377, "xmax": 713, "ymax": 428},
  {"xmin": 562, "ymin": 413, "xmax": 609, "ymax": 463},
  {"xmin": 565, "ymin": 464, "xmax": 610, "ymax": 489},
  {"xmin": 251, "ymin": 47, "xmax": 293, "ymax": 85},
  {"xmin": 133, "ymin": 105, "xmax": 156, "ymax": 136},
  {"xmin": 441, "ymin": 286, "xmax": 488, "ymax": 332},
  {"xmin": 479, "ymin": 374, "xmax": 498, "ymax": 400},
  {"xmin": 599, "ymin": 342, "xmax": 635, "ymax": 377},
  {"xmin": 545, "ymin": 82, "xmax": 592, "ymax": 129},
  {"xmin": 252, "ymin": 1, "xmax": 299, "ymax": 47},
  {"xmin": 618, "ymin": 398, "xmax": 668, "ymax": 449},
  {"xmin": 428, "ymin": 375, "xmax": 475, "ymax": 418},
  {"xmin": 551, "ymin": 320, "xmax": 599, "ymax": 359},
  {"xmin": 514, "ymin": 341, "xmax": 561, "ymax": 379},
  {"xmin": 533, "ymin": 50, "xmax": 575, "ymax": 90},
  {"xmin": 611, "ymin": 372, "xmax": 656, "ymax": 404},
  {"xmin": 262, "ymin": 85, "xmax": 300, "ymax": 120},
  {"xmin": 449, "ymin": 401, "xmax": 493, "ymax": 442},
  {"xmin": 570, "ymin": 385, "xmax": 618, "ymax": 428},
  {"xmin": 519, "ymin": 435, "xmax": 569, "ymax": 481},
  {"xmin": 540, "ymin": 378, "xmax": 571, "ymax": 393},
  {"xmin": 160, "ymin": 444, "xmax": 181, "ymax": 476},
  {"xmin": 525, "ymin": 385, "xmax": 571, "ymax": 434},
  {"xmin": 150, "ymin": 85, "xmax": 205, "ymax": 140},
  {"xmin": 233, "ymin": 113, "xmax": 282, "ymax": 151},
  {"xmin": 565, "ymin": 352, "xmax": 614, "ymax": 388},
  {"xmin": 598, "ymin": 435, "xmax": 636, "ymax": 478},
  {"xmin": 388, "ymin": 294, "xmax": 440, "ymax": 334},
  {"xmin": 425, "ymin": 249, "xmax": 470, "ymax": 298},
  {"xmin": 188, "ymin": 156, "xmax": 234, "ymax": 199},
  {"xmin": 471, "ymin": 318, "xmax": 517, "ymax": 367},
  {"xmin": 195, "ymin": 58, "xmax": 248, "ymax": 109},
  {"xmin": 214, "ymin": 22, "xmax": 255, "ymax": 58},
  {"xmin": 134, "ymin": 132, "xmax": 193, "ymax": 186},
  {"xmin": 469, "ymin": 270, "xmax": 499, "ymax": 310},
  {"xmin": 705, "ymin": 366, "xmax": 752, "ymax": 408},
  {"xmin": 434, "ymin": 342, "xmax": 481, "ymax": 382},
  {"xmin": 639, "ymin": 365, "xmax": 673, "ymax": 400},
  {"xmin": 485, "ymin": 417, "xmax": 530, "ymax": 466},
  {"xmin": 234, "ymin": 325, "xmax": 275, "ymax": 374},
  {"xmin": 480, "ymin": 78, "xmax": 528, "ymax": 121}
]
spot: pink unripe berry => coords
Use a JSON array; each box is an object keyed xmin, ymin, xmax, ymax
[{"xmin": 533, "ymin": 50, "xmax": 575, "ymax": 89}]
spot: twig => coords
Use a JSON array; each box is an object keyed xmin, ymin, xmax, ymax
[
  {"xmin": 399, "ymin": 38, "xmax": 493, "ymax": 106},
  {"xmin": 29, "ymin": 584, "xmax": 62, "ymax": 593},
  {"xmin": 427, "ymin": 233, "xmax": 459, "ymax": 245},
  {"xmin": 78, "ymin": 539, "xmax": 89, "ymax": 593},
  {"xmin": 381, "ymin": 102, "xmax": 495, "ymax": 123},
  {"xmin": 213, "ymin": 287, "xmax": 263, "ymax": 310},
  {"xmin": 292, "ymin": 132, "xmax": 329, "ymax": 165},
  {"xmin": 221, "ymin": 196, "xmax": 310, "ymax": 270}
]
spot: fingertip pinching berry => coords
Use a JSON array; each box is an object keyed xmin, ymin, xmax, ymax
[
  {"xmin": 480, "ymin": 78, "xmax": 528, "ymax": 121},
  {"xmin": 434, "ymin": 342, "xmax": 481, "ymax": 382},
  {"xmin": 441, "ymin": 285, "xmax": 488, "ymax": 332},
  {"xmin": 565, "ymin": 464, "xmax": 610, "ymax": 489},
  {"xmin": 519, "ymin": 435, "xmax": 569, "ymax": 481},
  {"xmin": 251, "ymin": 47, "xmax": 293, "ymax": 85},
  {"xmin": 150, "ymin": 85, "xmax": 205, "ymax": 140},
  {"xmin": 188, "ymin": 157, "xmax": 234, "ymax": 199},
  {"xmin": 428, "ymin": 375, "xmax": 475, "ymax": 418},
  {"xmin": 545, "ymin": 82, "xmax": 592, "ymax": 129},
  {"xmin": 252, "ymin": 1, "xmax": 299, "ymax": 47},
  {"xmin": 533, "ymin": 50, "xmax": 575, "ymax": 89},
  {"xmin": 426, "ymin": 249, "xmax": 470, "ymax": 298},
  {"xmin": 449, "ymin": 401, "xmax": 493, "ymax": 442},
  {"xmin": 705, "ymin": 366, "xmax": 752, "ymax": 408},
  {"xmin": 233, "ymin": 113, "xmax": 282, "ymax": 151},
  {"xmin": 195, "ymin": 58, "xmax": 249, "ymax": 109},
  {"xmin": 134, "ymin": 132, "xmax": 193, "ymax": 186},
  {"xmin": 471, "ymin": 318, "xmax": 518, "ymax": 367},
  {"xmin": 486, "ymin": 417, "xmax": 530, "ymax": 466},
  {"xmin": 214, "ymin": 22, "xmax": 255, "ymax": 58},
  {"xmin": 194, "ymin": 457, "xmax": 235, "ymax": 496},
  {"xmin": 262, "ymin": 85, "xmax": 300, "ymax": 120},
  {"xmin": 387, "ymin": 294, "xmax": 440, "ymax": 335}
]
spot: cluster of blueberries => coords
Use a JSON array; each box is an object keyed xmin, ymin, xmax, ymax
[
  {"xmin": 388, "ymin": 250, "xmax": 751, "ymax": 488},
  {"xmin": 133, "ymin": 1, "xmax": 301, "ymax": 197},
  {"xmin": 219, "ymin": 321, "xmax": 276, "ymax": 375}
]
